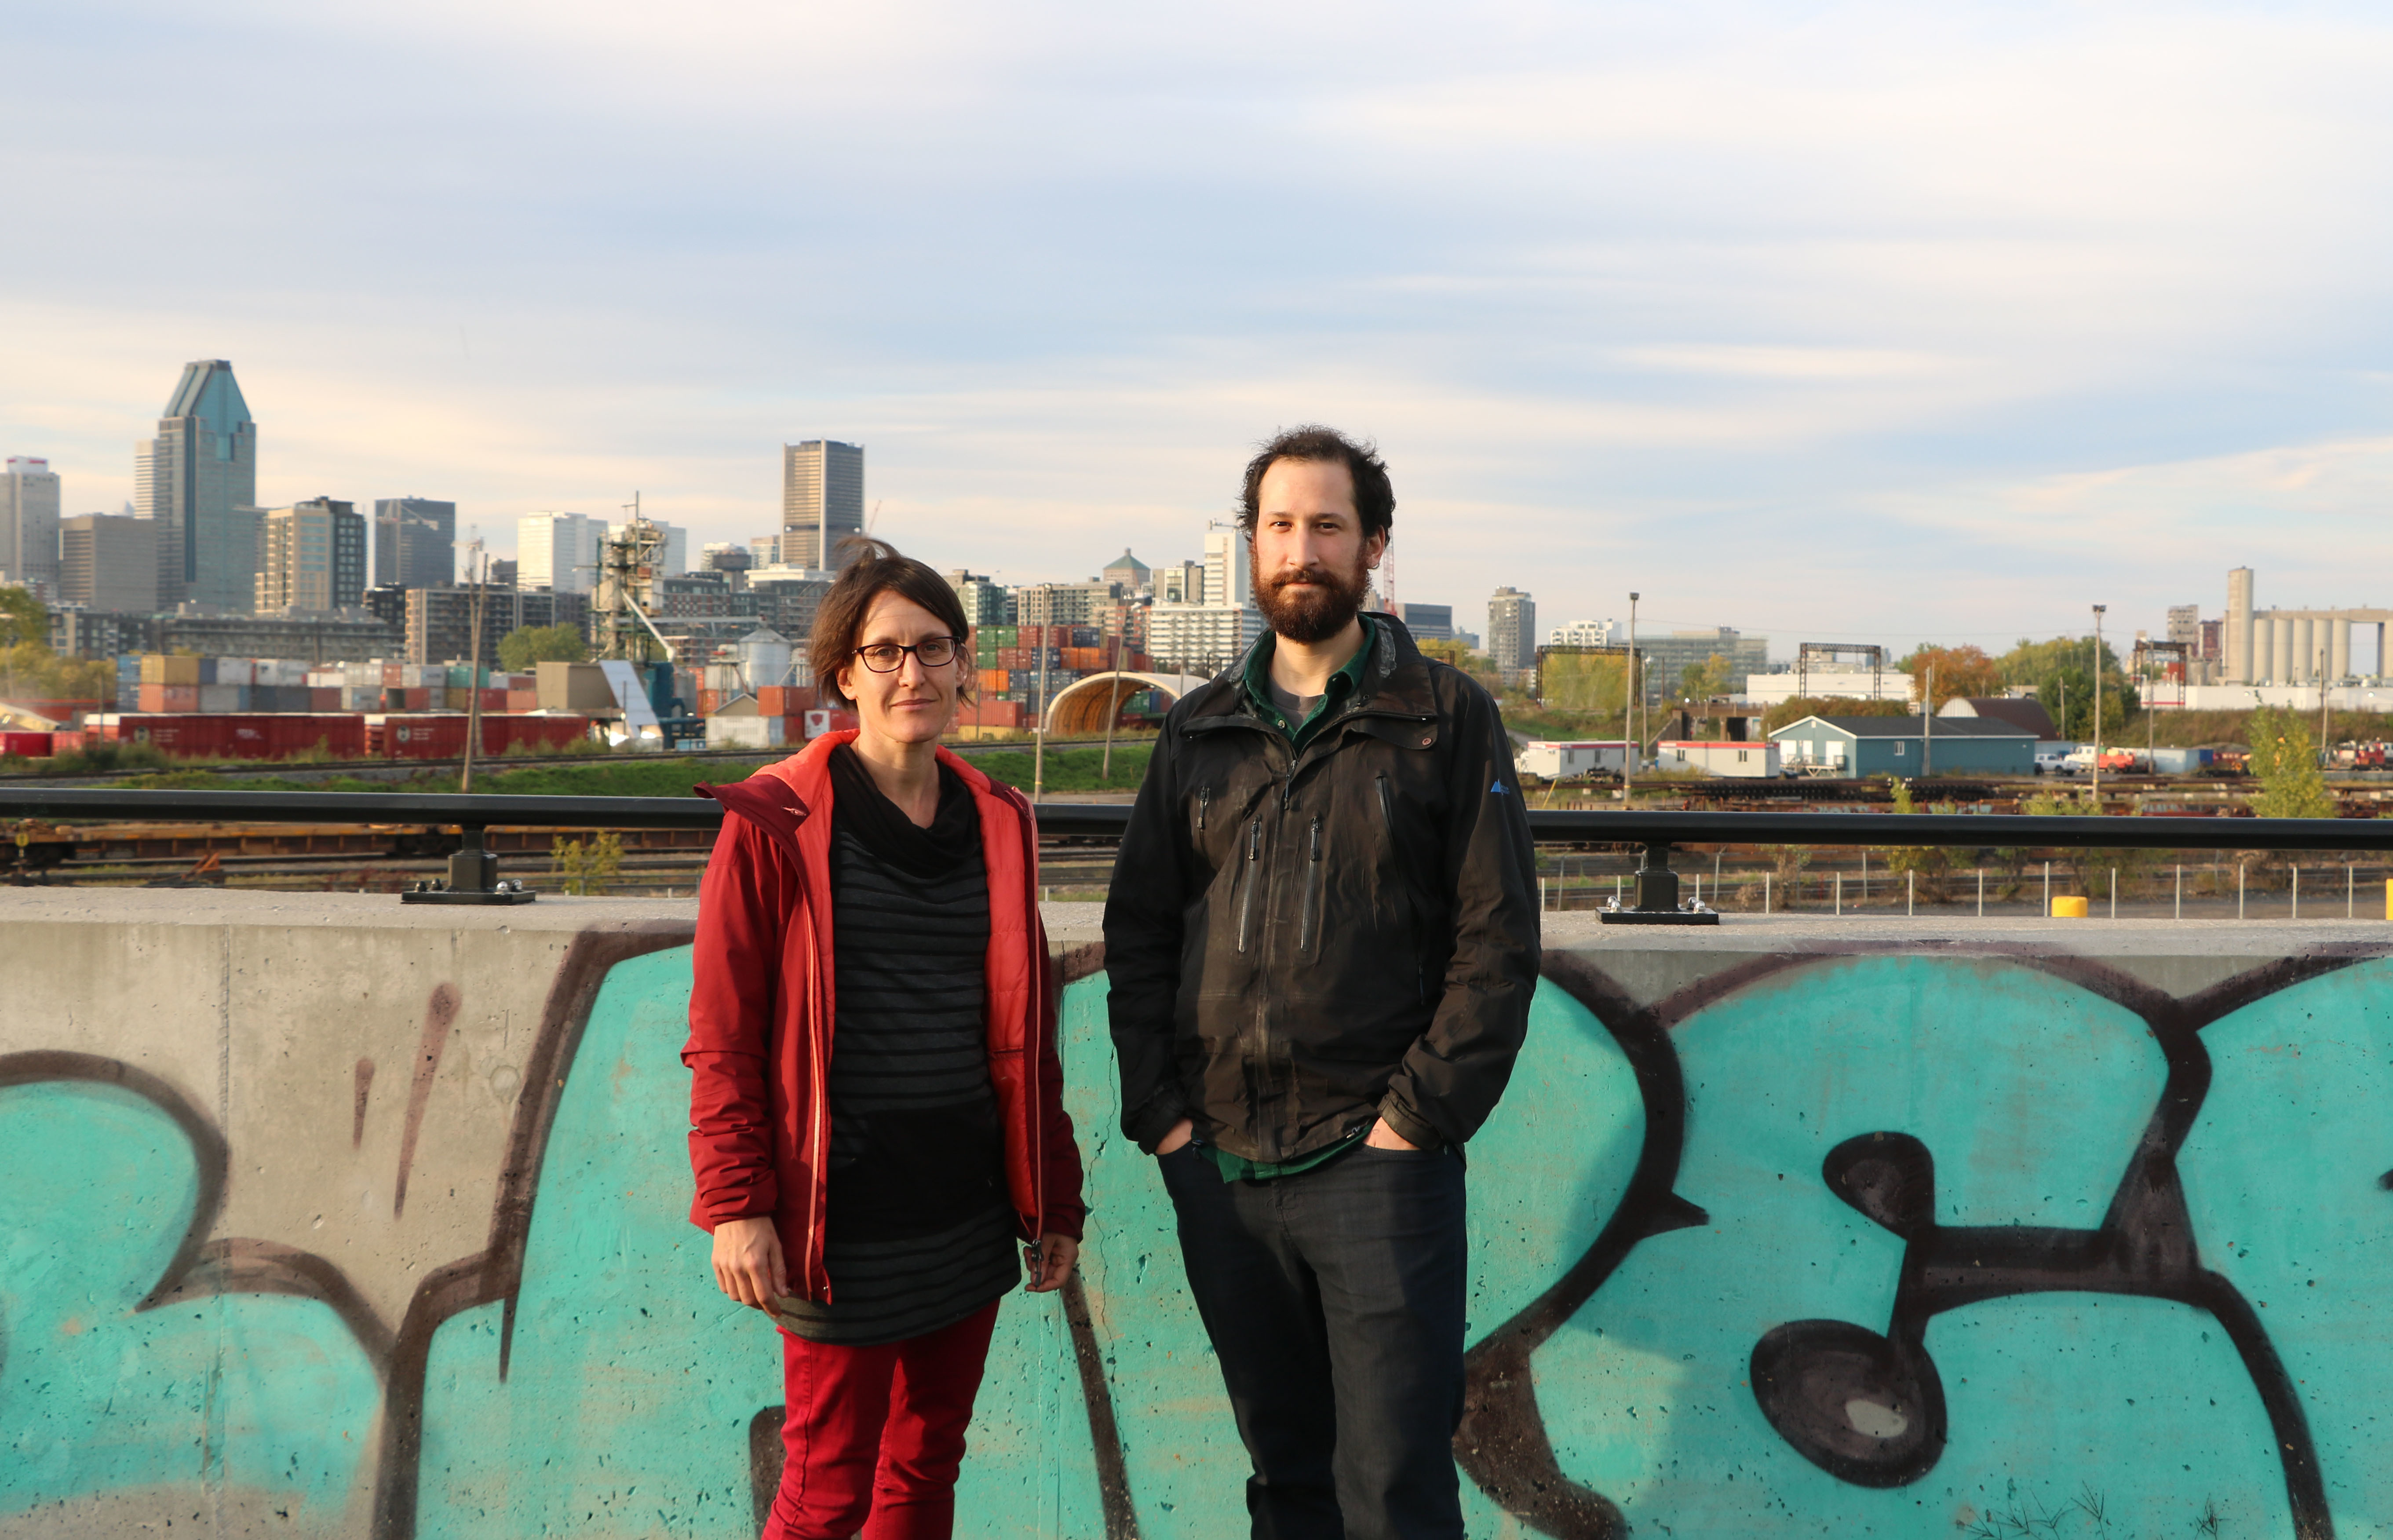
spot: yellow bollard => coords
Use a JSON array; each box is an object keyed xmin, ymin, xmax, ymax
[
  {"xmin": 2384, "ymin": 878, "xmax": 2392, "ymax": 921},
  {"xmin": 2052, "ymin": 895, "xmax": 2090, "ymax": 918}
]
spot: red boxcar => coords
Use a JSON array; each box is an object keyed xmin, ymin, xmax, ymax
[
  {"xmin": 371, "ymin": 714, "xmax": 593, "ymax": 759},
  {"xmin": 100, "ymin": 713, "xmax": 367, "ymax": 759},
  {"xmin": 1, "ymin": 731, "xmax": 54, "ymax": 757}
]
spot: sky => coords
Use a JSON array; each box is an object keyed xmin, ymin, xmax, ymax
[{"xmin": 4, "ymin": 0, "xmax": 2392, "ymax": 661}]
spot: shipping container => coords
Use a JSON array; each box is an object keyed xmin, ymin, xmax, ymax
[
  {"xmin": 140, "ymin": 654, "xmax": 203, "ymax": 686},
  {"xmin": 756, "ymin": 684, "xmax": 817, "ymax": 715},
  {"xmin": 506, "ymin": 689, "xmax": 540, "ymax": 713},
  {"xmin": 1, "ymin": 731, "xmax": 55, "ymax": 757},
  {"xmin": 138, "ymin": 683, "xmax": 201, "ymax": 713},
  {"xmin": 310, "ymin": 688, "xmax": 342, "ymax": 711}
]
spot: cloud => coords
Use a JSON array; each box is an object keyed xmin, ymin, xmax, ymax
[{"xmin": 3, "ymin": 0, "xmax": 2392, "ymax": 660}]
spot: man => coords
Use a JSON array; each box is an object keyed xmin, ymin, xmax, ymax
[{"xmin": 1104, "ymin": 425, "xmax": 1540, "ymax": 1540}]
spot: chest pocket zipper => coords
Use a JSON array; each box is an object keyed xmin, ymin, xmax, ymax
[
  {"xmin": 1297, "ymin": 816, "xmax": 1325, "ymax": 955},
  {"xmin": 1236, "ymin": 820, "xmax": 1262, "ymax": 953},
  {"xmin": 1196, "ymin": 785, "xmax": 1210, "ymax": 832}
]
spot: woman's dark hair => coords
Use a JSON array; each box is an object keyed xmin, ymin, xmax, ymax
[
  {"xmin": 1236, "ymin": 425, "xmax": 1395, "ymax": 540},
  {"xmin": 809, "ymin": 536, "xmax": 974, "ymax": 707}
]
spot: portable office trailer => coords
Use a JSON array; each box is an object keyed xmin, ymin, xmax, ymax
[
  {"xmin": 1515, "ymin": 740, "xmax": 1632, "ymax": 780},
  {"xmin": 1656, "ymin": 739, "xmax": 1783, "ymax": 777}
]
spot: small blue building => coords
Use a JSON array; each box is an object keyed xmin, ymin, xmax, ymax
[{"xmin": 1769, "ymin": 713, "xmax": 2036, "ymax": 778}]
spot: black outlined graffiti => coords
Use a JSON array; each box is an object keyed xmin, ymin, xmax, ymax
[
  {"xmin": 370, "ymin": 922, "xmax": 694, "ymax": 1539},
  {"xmin": 1457, "ymin": 940, "xmax": 2389, "ymax": 1540},
  {"xmin": 0, "ymin": 1050, "xmax": 382, "ymax": 1349}
]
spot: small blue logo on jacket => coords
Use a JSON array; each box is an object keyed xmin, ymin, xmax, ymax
[{"xmin": 1491, "ymin": 779, "xmax": 1509, "ymax": 796}]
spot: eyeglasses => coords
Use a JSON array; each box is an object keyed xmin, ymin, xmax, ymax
[{"xmin": 854, "ymin": 635, "xmax": 959, "ymax": 672}]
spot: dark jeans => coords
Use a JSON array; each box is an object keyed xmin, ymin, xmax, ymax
[{"xmin": 1158, "ymin": 1140, "xmax": 1468, "ymax": 1540}]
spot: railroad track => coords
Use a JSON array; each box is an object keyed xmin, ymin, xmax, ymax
[{"xmin": 0, "ymin": 736, "xmax": 1127, "ymax": 785}]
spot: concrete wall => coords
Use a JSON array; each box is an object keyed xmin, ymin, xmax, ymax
[{"xmin": 3, "ymin": 891, "xmax": 2389, "ymax": 1538}]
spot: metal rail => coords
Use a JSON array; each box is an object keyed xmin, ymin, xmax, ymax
[{"xmin": 4, "ymin": 788, "xmax": 2386, "ymax": 910}]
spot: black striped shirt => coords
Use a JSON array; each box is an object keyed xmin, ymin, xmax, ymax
[{"xmin": 774, "ymin": 748, "xmax": 1017, "ymax": 1345}]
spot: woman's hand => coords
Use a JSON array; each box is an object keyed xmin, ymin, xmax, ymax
[
  {"xmin": 1023, "ymin": 1233, "xmax": 1079, "ymax": 1292},
  {"xmin": 712, "ymin": 1216, "xmax": 788, "ymax": 1311}
]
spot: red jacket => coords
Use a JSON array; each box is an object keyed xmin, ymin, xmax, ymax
[{"xmin": 683, "ymin": 731, "xmax": 1087, "ymax": 1304}]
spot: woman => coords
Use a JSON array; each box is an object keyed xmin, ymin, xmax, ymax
[{"xmin": 684, "ymin": 538, "xmax": 1087, "ymax": 1540}]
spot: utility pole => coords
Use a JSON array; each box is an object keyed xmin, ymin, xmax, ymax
[
  {"xmin": 1032, "ymin": 619, "xmax": 1051, "ymax": 803},
  {"xmin": 1922, "ymin": 663, "xmax": 1933, "ymax": 778},
  {"xmin": 460, "ymin": 546, "xmax": 488, "ymax": 792},
  {"xmin": 1101, "ymin": 602, "xmax": 1126, "ymax": 782},
  {"xmin": 1624, "ymin": 592, "xmax": 1640, "ymax": 803},
  {"xmin": 2091, "ymin": 605, "xmax": 2107, "ymax": 806}
]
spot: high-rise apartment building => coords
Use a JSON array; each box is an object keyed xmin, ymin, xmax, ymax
[
  {"xmin": 609, "ymin": 517, "xmax": 686, "ymax": 577},
  {"xmin": 1398, "ymin": 602, "xmax": 1453, "ymax": 640},
  {"xmin": 59, "ymin": 514, "xmax": 159, "ymax": 613},
  {"xmin": 1, "ymin": 457, "xmax": 62, "ymax": 594},
  {"xmin": 404, "ymin": 585, "xmax": 590, "ymax": 666},
  {"xmin": 1149, "ymin": 522, "xmax": 1263, "ymax": 673},
  {"xmin": 1157, "ymin": 560, "xmax": 1204, "ymax": 606},
  {"xmin": 781, "ymin": 440, "xmax": 865, "ymax": 570},
  {"xmin": 944, "ymin": 570, "xmax": 1013, "ymax": 627},
  {"xmin": 517, "ymin": 511, "xmax": 603, "ymax": 594},
  {"xmin": 255, "ymin": 498, "xmax": 367, "ymax": 613},
  {"xmin": 136, "ymin": 360, "xmax": 259, "ymax": 609},
  {"xmin": 1201, "ymin": 523, "xmax": 1250, "ymax": 612},
  {"xmin": 1488, "ymin": 588, "xmax": 1537, "ymax": 678},
  {"xmin": 1016, "ymin": 580, "xmax": 1121, "ymax": 629},
  {"xmin": 374, "ymin": 497, "xmax": 457, "ymax": 588}
]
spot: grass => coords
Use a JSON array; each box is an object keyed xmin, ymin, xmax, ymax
[
  {"xmin": 953, "ymin": 743, "xmax": 1153, "ymax": 794},
  {"xmin": 74, "ymin": 742, "xmax": 1160, "ymax": 799}
]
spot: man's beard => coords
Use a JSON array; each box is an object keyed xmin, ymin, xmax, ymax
[{"xmin": 1253, "ymin": 554, "xmax": 1372, "ymax": 644}]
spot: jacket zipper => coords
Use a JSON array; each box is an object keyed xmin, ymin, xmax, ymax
[
  {"xmin": 1236, "ymin": 819, "xmax": 1262, "ymax": 953},
  {"xmin": 1297, "ymin": 815, "xmax": 1324, "ymax": 955},
  {"xmin": 1196, "ymin": 785, "xmax": 1210, "ymax": 832}
]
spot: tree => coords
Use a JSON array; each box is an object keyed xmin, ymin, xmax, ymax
[
  {"xmin": 1675, "ymin": 653, "xmax": 1734, "ymax": 706},
  {"xmin": 2245, "ymin": 706, "xmax": 2334, "ymax": 818},
  {"xmin": 1760, "ymin": 694, "xmax": 1912, "ymax": 734},
  {"xmin": 1898, "ymin": 644, "xmax": 2002, "ymax": 712},
  {"xmin": 497, "ymin": 624, "xmax": 591, "ymax": 671},
  {"xmin": 0, "ymin": 588, "xmax": 45, "ymax": 647},
  {"xmin": 1998, "ymin": 635, "xmax": 2138, "ymax": 740}
]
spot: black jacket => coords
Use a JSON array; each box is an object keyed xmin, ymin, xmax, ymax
[{"xmin": 1103, "ymin": 616, "xmax": 1540, "ymax": 1160}]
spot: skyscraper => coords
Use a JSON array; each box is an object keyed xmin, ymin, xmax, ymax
[
  {"xmin": 517, "ymin": 511, "xmax": 603, "ymax": 593},
  {"xmin": 781, "ymin": 440, "xmax": 865, "ymax": 569},
  {"xmin": 373, "ymin": 497, "xmax": 457, "ymax": 588},
  {"xmin": 136, "ymin": 360, "xmax": 259, "ymax": 610},
  {"xmin": 1488, "ymin": 587, "xmax": 1537, "ymax": 679},
  {"xmin": 1201, "ymin": 522, "xmax": 1249, "ymax": 611},
  {"xmin": 0, "ymin": 457, "xmax": 62, "ymax": 594},
  {"xmin": 59, "ymin": 514, "xmax": 159, "ymax": 612},
  {"xmin": 255, "ymin": 499, "xmax": 367, "ymax": 613}
]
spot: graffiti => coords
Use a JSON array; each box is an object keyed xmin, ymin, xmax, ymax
[
  {"xmin": 7, "ymin": 912, "xmax": 2393, "ymax": 1537},
  {"xmin": 0, "ymin": 1052, "xmax": 380, "ymax": 1533}
]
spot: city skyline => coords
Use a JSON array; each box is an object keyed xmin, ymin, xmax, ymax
[{"xmin": 6, "ymin": 3, "xmax": 2393, "ymax": 656}]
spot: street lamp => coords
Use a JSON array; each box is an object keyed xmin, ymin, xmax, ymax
[
  {"xmin": 2088, "ymin": 605, "xmax": 2112, "ymax": 779},
  {"xmin": 1625, "ymin": 592, "xmax": 1640, "ymax": 802}
]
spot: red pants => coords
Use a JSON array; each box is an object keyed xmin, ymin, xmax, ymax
[{"xmin": 764, "ymin": 1300, "xmax": 1001, "ymax": 1540}]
